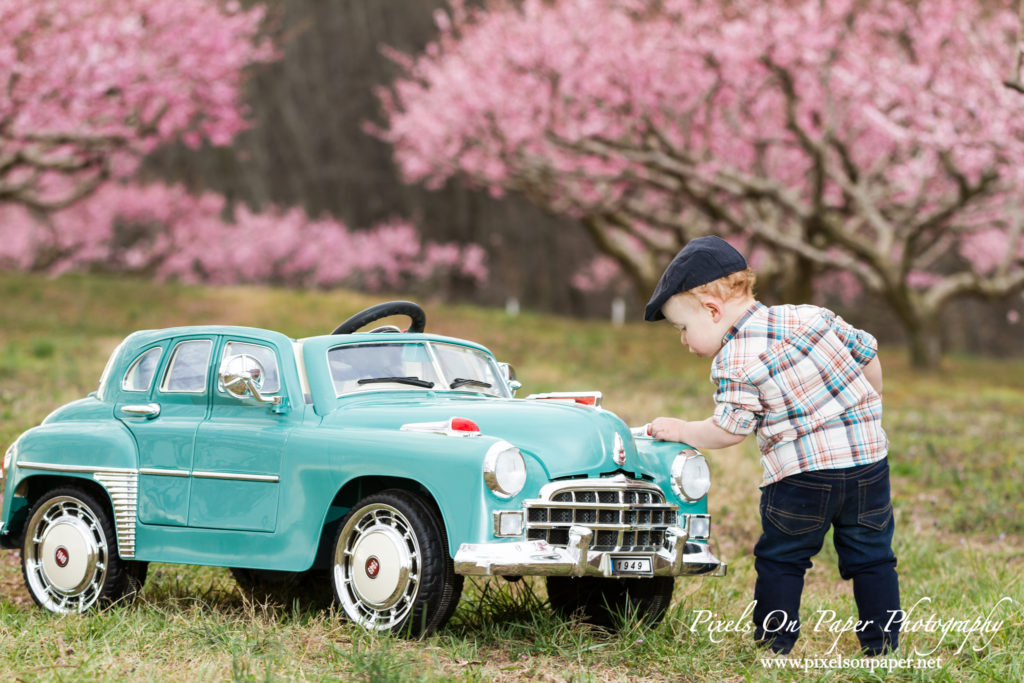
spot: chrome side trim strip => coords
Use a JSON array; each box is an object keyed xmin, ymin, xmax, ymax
[
  {"xmin": 14, "ymin": 462, "xmax": 276, "ymax": 552},
  {"xmin": 20, "ymin": 462, "xmax": 279, "ymax": 484},
  {"xmin": 17, "ymin": 462, "xmax": 138, "ymax": 475},
  {"xmin": 191, "ymin": 471, "xmax": 279, "ymax": 483},
  {"xmin": 138, "ymin": 468, "xmax": 190, "ymax": 478},
  {"xmin": 92, "ymin": 471, "xmax": 139, "ymax": 559}
]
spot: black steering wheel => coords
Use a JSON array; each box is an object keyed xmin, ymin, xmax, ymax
[{"xmin": 331, "ymin": 301, "xmax": 427, "ymax": 335}]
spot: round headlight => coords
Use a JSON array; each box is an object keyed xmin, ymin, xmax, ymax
[
  {"xmin": 483, "ymin": 441, "xmax": 527, "ymax": 498},
  {"xmin": 671, "ymin": 450, "xmax": 710, "ymax": 502}
]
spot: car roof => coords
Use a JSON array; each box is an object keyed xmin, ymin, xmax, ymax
[
  {"xmin": 105, "ymin": 326, "xmax": 499, "ymax": 414},
  {"xmin": 117, "ymin": 326, "xmax": 493, "ymax": 357},
  {"xmin": 120, "ymin": 325, "xmax": 295, "ymax": 350},
  {"xmin": 299, "ymin": 331, "xmax": 492, "ymax": 355}
]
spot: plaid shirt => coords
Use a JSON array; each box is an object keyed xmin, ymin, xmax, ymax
[{"xmin": 711, "ymin": 302, "xmax": 888, "ymax": 484}]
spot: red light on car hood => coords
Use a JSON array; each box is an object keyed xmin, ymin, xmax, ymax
[
  {"xmin": 449, "ymin": 417, "xmax": 480, "ymax": 433},
  {"xmin": 400, "ymin": 417, "xmax": 481, "ymax": 437}
]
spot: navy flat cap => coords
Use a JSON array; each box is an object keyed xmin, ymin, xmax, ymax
[{"xmin": 644, "ymin": 236, "xmax": 747, "ymax": 321}]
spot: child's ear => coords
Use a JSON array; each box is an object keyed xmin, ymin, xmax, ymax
[{"xmin": 704, "ymin": 298, "xmax": 724, "ymax": 322}]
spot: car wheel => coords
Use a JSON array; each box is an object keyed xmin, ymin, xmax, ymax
[
  {"xmin": 21, "ymin": 486, "xmax": 147, "ymax": 613},
  {"xmin": 331, "ymin": 490, "xmax": 462, "ymax": 636},
  {"xmin": 231, "ymin": 567, "xmax": 333, "ymax": 607},
  {"xmin": 546, "ymin": 576, "xmax": 675, "ymax": 629}
]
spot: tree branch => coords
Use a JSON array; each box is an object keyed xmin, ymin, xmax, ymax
[
  {"xmin": 1, "ymin": 168, "xmax": 109, "ymax": 212},
  {"xmin": 1004, "ymin": 0, "xmax": 1024, "ymax": 93},
  {"xmin": 579, "ymin": 214, "xmax": 657, "ymax": 290},
  {"xmin": 924, "ymin": 268, "xmax": 1024, "ymax": 312},
  {"xmin": 761, "ymin": 57, "xmax": 827, "ymax": 216}
]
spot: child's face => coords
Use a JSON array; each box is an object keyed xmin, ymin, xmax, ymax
[{"xmin": 662, "ymin": 293, "xmax": 723, "ymax": 358}]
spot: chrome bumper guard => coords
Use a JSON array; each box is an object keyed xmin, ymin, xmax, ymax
[{"xmin": 454, "ymin": 525, "xmax": 726, "ymax": 578}]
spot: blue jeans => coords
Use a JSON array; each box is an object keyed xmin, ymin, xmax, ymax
[{"xmin": 753, "ymin": 457, "xmax": 900, "ymax": 655}]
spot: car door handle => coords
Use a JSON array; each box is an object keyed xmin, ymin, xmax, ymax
[{"xmin": 121, "ymin": 403, "xmax": 161, "ymax": 419}]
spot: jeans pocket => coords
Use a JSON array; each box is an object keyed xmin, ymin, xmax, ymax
[
  {"xmin": 857, "ymin": 460, "xmax": 893, "ymax": 531},
  {"xmin": 765, "ymin": 476, "xmax": 830, "ymax": 535}
]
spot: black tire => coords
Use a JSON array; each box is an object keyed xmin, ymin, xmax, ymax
[
  {"xmin": 21, "ymin": 486, "xmax": 147, "ymax": 613},
  {"xmin": 231, "ymin": 567, "xmax": 333, "ymax": 607},
  {"xmin": 330, "ymin": 489, "xmax": 462, "ymax": 637},
  {"xmin": 546, "ymin": 576, "xmax": 675, "ymax": 629}
]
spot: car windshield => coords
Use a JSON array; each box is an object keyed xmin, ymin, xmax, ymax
[{"xmin": 328, "ymin": 341, "xmax": 509, "ymax": 398}]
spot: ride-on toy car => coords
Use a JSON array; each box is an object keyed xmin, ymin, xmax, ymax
[{"xmin": 1, "ymin": 302, "xmax": 723, "ymax": 634}]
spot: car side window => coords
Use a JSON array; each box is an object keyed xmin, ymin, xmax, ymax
[
  {"xmin": 122, "ymin": 347, "xmax": 163, "ymax": 392},
  {"xmin": 160, "ymin": 340, "xmax": 213, "ymax": 393},
  {"xmin": 220, "ymin": 341, "xmax": 280, "ymax": 394}
]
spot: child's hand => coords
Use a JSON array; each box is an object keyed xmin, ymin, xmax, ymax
[
  {"xmin": 649, "ymin": 417, "xmax": 688, "ymax": 442},
  {"xmin": 649, "ymin": 416, "xmax": 747, "ymax": 450}
]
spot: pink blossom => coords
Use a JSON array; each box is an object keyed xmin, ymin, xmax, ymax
[
  {"xmin": 0, "ymin": 182, "xmax": 488, "ymax": 292},
  {"xmin": 958, "ymin": 229, "xmax": 1024, "ymax": 275},
  {"xmin": 0, "ymin": 0, "xmax": 275, "ymax": 210},
  {"xmin": 378, "ymin": 0, "xmax": 1024, "ymax": 326},
  {"xmin": 571, "ymin": 256, "xmax": 622, "ymax": 293}
]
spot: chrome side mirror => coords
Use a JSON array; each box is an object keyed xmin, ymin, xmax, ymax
[
  {"xmin": 499, "ymin": 362, "xmax": 522, "ymax": 396},
  {"xmin": 220, "ymin": 354, "xmax": 281, "ymax": 406}
]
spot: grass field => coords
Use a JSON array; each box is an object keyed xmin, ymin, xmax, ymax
[{"xmin": 1, "ymin": 271, "xmax": 1022, "ymax": 681}]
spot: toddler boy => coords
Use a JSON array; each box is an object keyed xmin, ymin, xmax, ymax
[{"xmin": 644, "ymin": 236, "xmax": 900, "ymax": 655}]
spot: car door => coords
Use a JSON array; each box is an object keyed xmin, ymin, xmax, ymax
[
  {"xmin": 117, "ymin": 337, "xmax": 214, "ymax": 526},
  {"xmin": 187, "ymin": 338, "xmax": 291, "ymax": 532}
]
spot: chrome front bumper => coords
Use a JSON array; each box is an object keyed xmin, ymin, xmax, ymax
[{"xmin": 454, "ymin": 525, "xmax": 726, "ymax": 578}]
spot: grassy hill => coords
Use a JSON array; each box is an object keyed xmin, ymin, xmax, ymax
[{"xmin": 1, "ymin": 271, "xmax": 1022, "ymax": 680}]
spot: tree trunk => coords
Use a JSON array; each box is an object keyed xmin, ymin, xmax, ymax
[
  {"xmin": 903, "ymin": 311, "xmax": 943, "ymax": 370},
  {"xmin": 881, "ymin": 285, "xmax": 944, "ymax": 370},
  {"xmin": 779, "ymin": 253, "xmax": 817, "ymax": 304}
]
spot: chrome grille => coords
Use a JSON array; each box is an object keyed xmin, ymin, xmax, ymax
[{"xmin": 524, "ymin": 477, "xmax": 678, "ymax": 551}]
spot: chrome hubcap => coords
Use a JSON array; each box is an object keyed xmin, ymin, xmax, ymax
[
  {"xmin": 335, "ymin": 504, "xmax": 420, "ymax": 630},
  {"xmin": 25, "ymin": 496, "xmax": 107, "ymax": 613},
  {"xmin": 349, "ymin": 525, "xmax": 411, "ymax": 608}
]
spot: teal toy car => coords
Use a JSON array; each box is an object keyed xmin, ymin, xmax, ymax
[{"xmin": 0, "ymin": 302, "xmax": 723, "ymax": 634}]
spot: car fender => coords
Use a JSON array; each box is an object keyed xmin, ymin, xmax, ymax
[
  {"xmin": 4, "ymin": 420, "xmax": 140, "ymax": 556},
  {"xmin": 15, "ymin": 420, "xmax": 139, "ymax": 473},
  {"xmin": 634, "ymin": 437, "xmax": 710, "ymax": 516},
  {"xmin": 323, "ymin": 428, "xmax": 522, "ymax": 554}
]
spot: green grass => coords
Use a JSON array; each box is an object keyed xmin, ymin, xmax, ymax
[{"xmin": 1, "ymin": 271, "xmax": 1022, "ymax": 681}]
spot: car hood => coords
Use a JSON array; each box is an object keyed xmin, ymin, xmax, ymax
[{"xmin": 323, "ymin": 394, "xmax": 658, "ymax": 480}]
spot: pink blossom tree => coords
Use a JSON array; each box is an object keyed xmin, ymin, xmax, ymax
[
  {"xmin": 0, "ymin": 182, "xmax": 488, "ymax": 292},
  {"xmin": 0, "ymin": 0, "xmax": 274, "ymax": 212},
  {"xmin": 379, "ymin": 0, "xmax": 1024, "ymax": 368},
  {"xmin": 0, "ymin": 1, "xmax": 486, "ymax": 296}
]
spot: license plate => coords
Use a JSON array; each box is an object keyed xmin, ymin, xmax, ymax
[{"xmin": 611, "ymin": 556, "xmax": 652, "ymax": 575}]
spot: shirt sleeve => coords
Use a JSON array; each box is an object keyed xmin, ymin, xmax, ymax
[
  {"xmin": 711, "ymin": 371, "xmax": 762, "ymax": 436},
  {"xmin": 825, "ymin": 311, "xmax": 878, "ymax": 366}
]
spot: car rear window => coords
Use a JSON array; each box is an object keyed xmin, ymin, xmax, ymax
[{"xmin": 122, "ymin": 347, "xmax": 163, "ymax": 393}]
